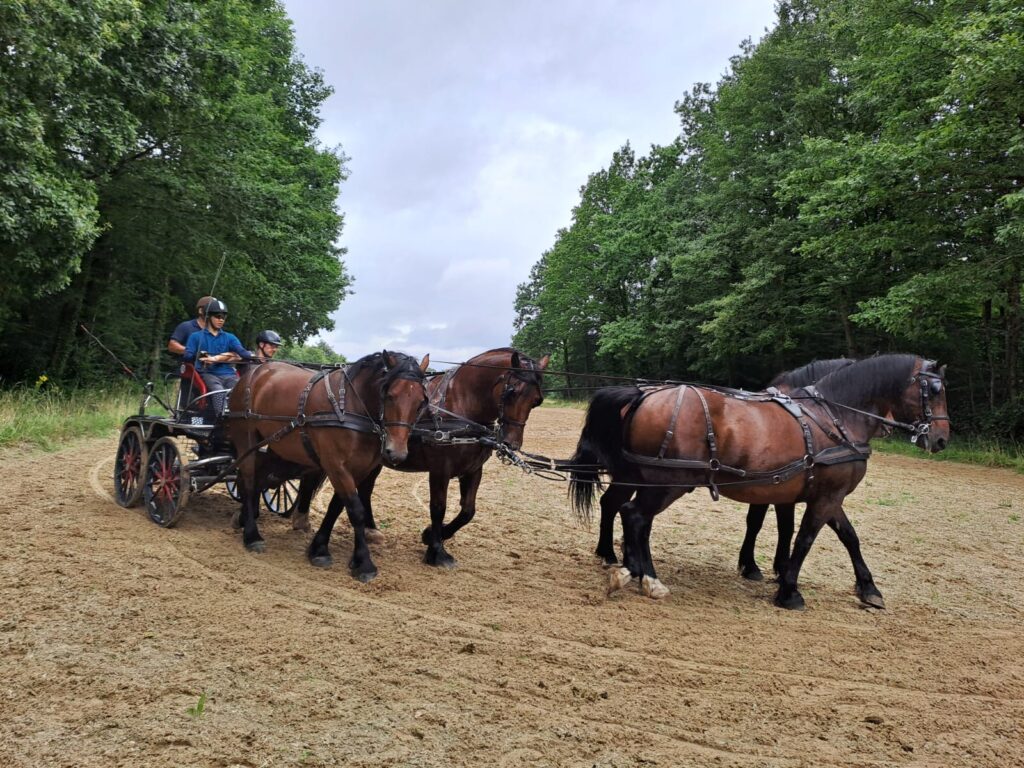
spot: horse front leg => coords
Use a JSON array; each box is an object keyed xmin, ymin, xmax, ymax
[
  {"xmin": 595, "ymin": 483, "xmax": 634, "ymax": 567},
  {"xmin": 420, "ymin": 473, "xmax": 456, "ymax": 568},
  {"xmin": 357, "ymin": 464, "xmax": 385, "ymax": 545},
  {"xmin": 439, "ymin": 467, "xmax": 482, "ymax": 541},
  {"xmin": 827, "ymin": 509, "xmax": 884, "ymax": 608},
  {"xmin": 234, "ymin": 453, "xmax": 265, "ymax": 552},
  {"xmin": 309, "ymin": 466, "xmax": 377, "ymax": 582},
  {"xmin": 738, "ymin": 503, "xmax": 770, "ymax": 580},
  {"xmin": 775, "ymin": 502, "xmax": 831, "ymax": 610}
]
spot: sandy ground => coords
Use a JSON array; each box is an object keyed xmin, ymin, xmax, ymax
[{"xmin": 1, "ymin": 407, "xmax": 1022, "ymax": 767}]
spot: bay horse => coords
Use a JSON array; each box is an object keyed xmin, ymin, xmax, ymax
[
  {"xmin": 297, "ymin": 348, "xmax": 549, "ymax": 567},
  {"xmin": 569, "ymin": 354, "xmax": 949, "ymax": 609},
  {"xmin": 226, "ymin": 351, "xmax": 429, "ymax": 582},
  {"xmin": 737, "ymin": 358, "xmax": 855, "ymax": 581},
  {"xmin": 595, "ymin": 358, "xmax": 857, "ymax": 578}
]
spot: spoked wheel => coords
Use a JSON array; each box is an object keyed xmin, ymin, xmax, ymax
[
  {"xmin": 262, "ymin": 479, "xmax": 300, "ymax": 517},
  {"xmin": 144, "ymin": 437, "xmax": 190, "ymax": 528},
  {"xmin": 224, "ymin": 479, "xmax": 242, "ymax": 501},
  {"xmin": 114, "ymin": 425, "xmax": 148, "ymax": 508}
]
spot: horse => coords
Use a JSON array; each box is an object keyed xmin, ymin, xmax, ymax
[
  {"xmin": 297, "ymin": 348, "xmax": 550, "ymax": 568},
  {"xmin": 594, "ymin": 358, "xmax": 857, "ymax": 580},
  {"xmin": 568, "ymin": 354, "xmax": 949, "ymax": 609},
  {"xmin": 226, "ymin": 351, "xmax": 429, "ymax": 582},
  {"xmin": 737, "ymin": 358, "xmax": 855, "ymax": 582}
]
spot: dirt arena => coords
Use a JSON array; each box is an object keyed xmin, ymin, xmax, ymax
[{"xmin": 1, "ymin": 407, "xmax": 1022, "ymax": 767}]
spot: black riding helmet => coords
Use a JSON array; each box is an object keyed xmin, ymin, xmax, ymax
[
  {"xmin": 203, "ymin": 298, "xmax": 228, "ymax": 316},
  {"xmin": 257, "ymin": 329, "xmax": 282, "ymax": 346}
]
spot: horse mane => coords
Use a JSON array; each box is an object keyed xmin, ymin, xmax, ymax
[
  {"xmin": 345, "ymin": 351, "xmax": 424, "ymax": 387},
  {"xmin": 466, "ymin": 347, "xmax": 544, "ymax": 386},
  {"xmin": 811, "ymin": 354, "xmax": 918, "ymax": 406},
  {"xmin": 770, "ymin": 358, "xmax": 855, "ymax": 389}
]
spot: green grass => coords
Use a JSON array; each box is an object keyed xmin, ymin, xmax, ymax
[
  {"xmin": 0, "ymin": 385, "xmax": 139, "ymax": 451},
  {"xmin": 875, "ymin": 433, "xmax": 1024, "ymax": 473}
]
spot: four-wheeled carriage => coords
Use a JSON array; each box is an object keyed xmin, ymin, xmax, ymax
[{"xmin": 113, "ymin": 367, "xmax": 301, "ymax": 526}]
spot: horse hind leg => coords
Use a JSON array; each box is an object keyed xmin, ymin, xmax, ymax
[
  {"xmin": 775, "ymin": 503, "xmax": 831, "ymax": 610},
  {"xmin": 610, "ymin": 486, "xmax": 684, "ymax": 599},
  {"xmin": 738, "ymin": 503, "xmax": 770, "ymax": 581},
  {"xmin": 421, "ymin": 473, "xmax": 457, "ymax": 568},
  {"xmin": 772, "ymin": 503, "xmax": 796, "ymax": 579},
  {"xmin": 439, "ymin": 467, "xmax": 483, "ymax": 541},
  {"xmin": 595, "ymin": 483, "xmax": 634, "ymax": 567},
  {"xmin": 358, "ymin": 465, "xmax": 385, "ymax": 545}
]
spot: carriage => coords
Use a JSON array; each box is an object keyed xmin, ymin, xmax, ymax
[{"xmin": 112, "ymin": 362, "xmax": 300, "ymax": 527}]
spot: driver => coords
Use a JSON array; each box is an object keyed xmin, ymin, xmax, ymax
[
  {"xmin": 255, "ymin": 329, "xmax": 283, "ymax": 360},
  {"xmin": 181, "ymin": 299, "xmax": 253, "ymax": 414}
]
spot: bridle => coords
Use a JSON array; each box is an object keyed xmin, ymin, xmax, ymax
[
  {"xmin": 495, "ymin": 360, "xmax": 544, "ymax": 433},
  {"xmin": 807, "ymin": 360, "xmax": 949, "ymax": 445},
  {"xmin": 378, "ymin": 362, "xmax": 429, "ymax": 435}
]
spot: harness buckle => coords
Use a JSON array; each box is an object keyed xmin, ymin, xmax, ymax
[{"xmin": 708, "ymin": 458, "xmax": 721, "ymax": 472}]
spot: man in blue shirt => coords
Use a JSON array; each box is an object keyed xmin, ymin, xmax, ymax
[
  {"xmin": 167, "ymin": 295, "xmax": 216, "ymax": 357},
  {"xmin": 182, "ymin": 299, "xmax": 253, "ymax": 415}
]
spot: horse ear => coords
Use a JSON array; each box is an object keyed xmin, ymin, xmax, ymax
[
  {"xmin": 510, "ymin": 351, "xmax": 521, "ymax": 369},
  {"xmin": 419, "ymin": 354, "xmax": 430, "ymax": 372},
  {"xmin": 939, "ymin": 363, "xmax": 946, "ymax": 378},
  {"xmin": 382, "ymin": 350, "xmax": 396, "ymax": 367},
  {"xmin": 538, "ymin": 354, "xmax": 550, "ymax": 370}
]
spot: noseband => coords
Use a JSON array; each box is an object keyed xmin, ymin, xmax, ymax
[{"xmin": 909, "ymin": 367, "xmax": 949, "ymax": 445}]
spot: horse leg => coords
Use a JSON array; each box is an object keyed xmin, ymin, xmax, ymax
[
  {"xmin": 420, "ymin": 473, "xmax": 457, "ymax": 568},
  {"xmin": 595, "ymin": 484, "xmax": 634, "ymax": 567},
  {"xmin": 308, "ymin": 494, "xmax": 344, "ymax": 568},
  {"xmin": 440, "ymin": 467, "xmax": 482, "ymax": 541},
  {"xmin": 827, "ymin": 509, "xmax": 884, "ymax": 609},
  {"xmin": 610, "ymin": 487, "xmax": 683, "ymax": 598},
  {"xmin": 234, "ymin": 450, "xmax": 265, "ymax": 552},
  {"xmin": 309, "ymin": 466, "xmax": 377, "ymax": 582},
  {"xmin": 775, "ymin": 503, "xmax": 832, "ymax": 610},
  {"xmin": 290, "ymin": 472, "xmax": 322, "ymax": 532},
  {"xmin": 358, "ymin": 465, "xmax": 385, "ymax": 545},
  {"xmin": 772, "ymin": 503, "xmax": 796, "ymax": 579},
  {"xmin": 738, "ymin": 503, "xmax": 769, "ymax": 581}
]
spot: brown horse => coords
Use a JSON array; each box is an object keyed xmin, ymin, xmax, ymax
[
  {"xmin": 226, "ymin": 351, "xmax": 429, "ymax": 582},
  {"xmin": 595, "ymin": 358, "xmax": 858, "ymax": 578},
  {"xmin": 569, "ymin": 354, "xmax": 949, "ymax": 609},
  {"xmin": 302, "ymin": 348, "xmax": 549, "ymax": 568}
]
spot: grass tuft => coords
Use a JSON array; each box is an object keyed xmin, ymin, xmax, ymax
[{"xmin": 875, "ymin": 434, "xmax": 1024, "ymax": 473}]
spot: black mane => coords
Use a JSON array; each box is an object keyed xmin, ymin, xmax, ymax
[
  {"xmin": 470, "ymin": 347, "xmax": 544, "ymax": 387},
  {"xmin": 810, "ymin": 354, "xmax": 918, "ymax": 407},
  {"xmin": 770, "ymin": 358, "xmax": 854, "ymax": 390},
  {"xmin": 345, "ymin": 350, "xmax": 424, "ymax": 387}
]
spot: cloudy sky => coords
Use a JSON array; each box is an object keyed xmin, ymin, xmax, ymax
[{"xmin": 282, "ymin": 1, "xmax": 778, "ymax": 367}]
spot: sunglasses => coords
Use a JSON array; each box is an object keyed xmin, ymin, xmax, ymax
[{"xmin": 209, "ymin": 313, "xmax": 227, "ymax": 319}]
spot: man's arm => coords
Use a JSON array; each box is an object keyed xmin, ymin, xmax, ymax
[{"xmin": 168, "ymin": 338, "xmax": 186, "ymax": 355}]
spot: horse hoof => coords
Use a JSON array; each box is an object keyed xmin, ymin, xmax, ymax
[
  {"xmin": 353, "ymin": 568, "xmax": 378, "ymax": 583},
  {"xmin": 774, "ymin": 591, "xmax": 806, "ymax": 611},
  {"xmin": 231, "ymin": 510, "xmax": 242, "ymax": 530},
  {"xmin": 859, "ymin": 587, "xmax": 886, "ymax": 609},
  {"xmin": 245, "ymin": 540, "xmax": 266, "ymax": 554},
  {"xmin": 607, "ymin": 567, "xmax": 632, "ymax": 595},
  {"xmin": 424, "ymin": 550, "xmax": 457, "ymax": 569},
  {"xmin": 421, "ymin": 527, "xmax": 432, "ymax": 546},
  {"xmin": 292, "ymin": 517, "xmax": 310, "ymax": 532},
  {"xmin": 309, "ymin": 554, "xmax": 333, "ymax": 568},
  {"xmin": 641, "ymin": 575, "xmax": 670, "ymax": 599},
  {"xmin": 740, "ymin": 565, "xmax": 764, "ymax": 582},
  {"xmin": 365, "ymin": 528, "xmax": 385, "ymax": 545}
]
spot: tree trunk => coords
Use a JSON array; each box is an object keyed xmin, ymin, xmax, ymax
[
  {"xmin": 983, "ymin": 299, "xmax": 994, "ymax": 409},
  {"xmin": 1006, "ymin": 267, "xmax": 1020, "ymax": 403}
]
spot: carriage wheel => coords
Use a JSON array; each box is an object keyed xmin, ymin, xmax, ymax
[
  {"xmin": 224, "ymin": 479, "xmax": 242, "ymax": 501},
  {"xmin": 262, "ymin": 479, "xmax": 300, "ymax": 517},
  {"xmin": 144, "ymin": 437, "xmax": 191, "ymax": 528},
  {"xmin": 114, "ymin": 425, "xmax": 148, "ymax": 508}
]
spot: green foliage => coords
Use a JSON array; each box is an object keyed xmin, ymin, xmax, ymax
[
  {"xmin": 186, "ymin": 691, "xmax": 208, "ymax": 719},
  {"xmin": 515, "ymin": 0, "xmax": 1024, "ymax": 434},
  {"xmin": 0, "ymin": 0, "xmax": 349, "ymax": 386},
  {"xmin": 278, "ymin": 339, "xmax": 347, "ymax": 365}
]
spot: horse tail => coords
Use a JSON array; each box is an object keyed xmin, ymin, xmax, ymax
[{"xmin": 568, "ymin": 386, "xmax": 642, "ymax": 525}]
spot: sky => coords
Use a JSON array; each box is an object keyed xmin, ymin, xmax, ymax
[{"xmin": 281, "ymin": 1, "xmax": 778, "ymax": 367}]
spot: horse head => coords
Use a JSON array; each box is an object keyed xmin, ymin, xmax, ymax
[
  {"xmin": 899, "ymin": 358, "xmax": 950, "ymax": 453},
  {"xmin": 493, "ymin": 351, "xmax": 550, "ymax": 450},
  {"xmin": 378, "ymin": 350, "xmax": 430, "ymax": 465}
]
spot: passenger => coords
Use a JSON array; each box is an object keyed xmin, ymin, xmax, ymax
[
  {"xmin": 167, "ymin": 296, "xmax": 216, "ymax": 357},
  {"xmin": 181, "ymin": 299, "xmax": 253, "ymax": 415},
  {"xmin": 255, "ymin": 330, "xmax": 283, "ymax": 360}
]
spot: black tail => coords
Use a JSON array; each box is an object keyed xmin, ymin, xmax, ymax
[{"xmin": 568, "ymin": 386, "xmax": 642, "ymax": 525}]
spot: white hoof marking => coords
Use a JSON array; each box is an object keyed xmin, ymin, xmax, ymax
[
  {"xmin": 641, "ymin": 575, "xmax": 670, "ymax": 599},
  {"xmin": 608, "ymin": 567, "xmax": 632, "ymax": 594}
]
